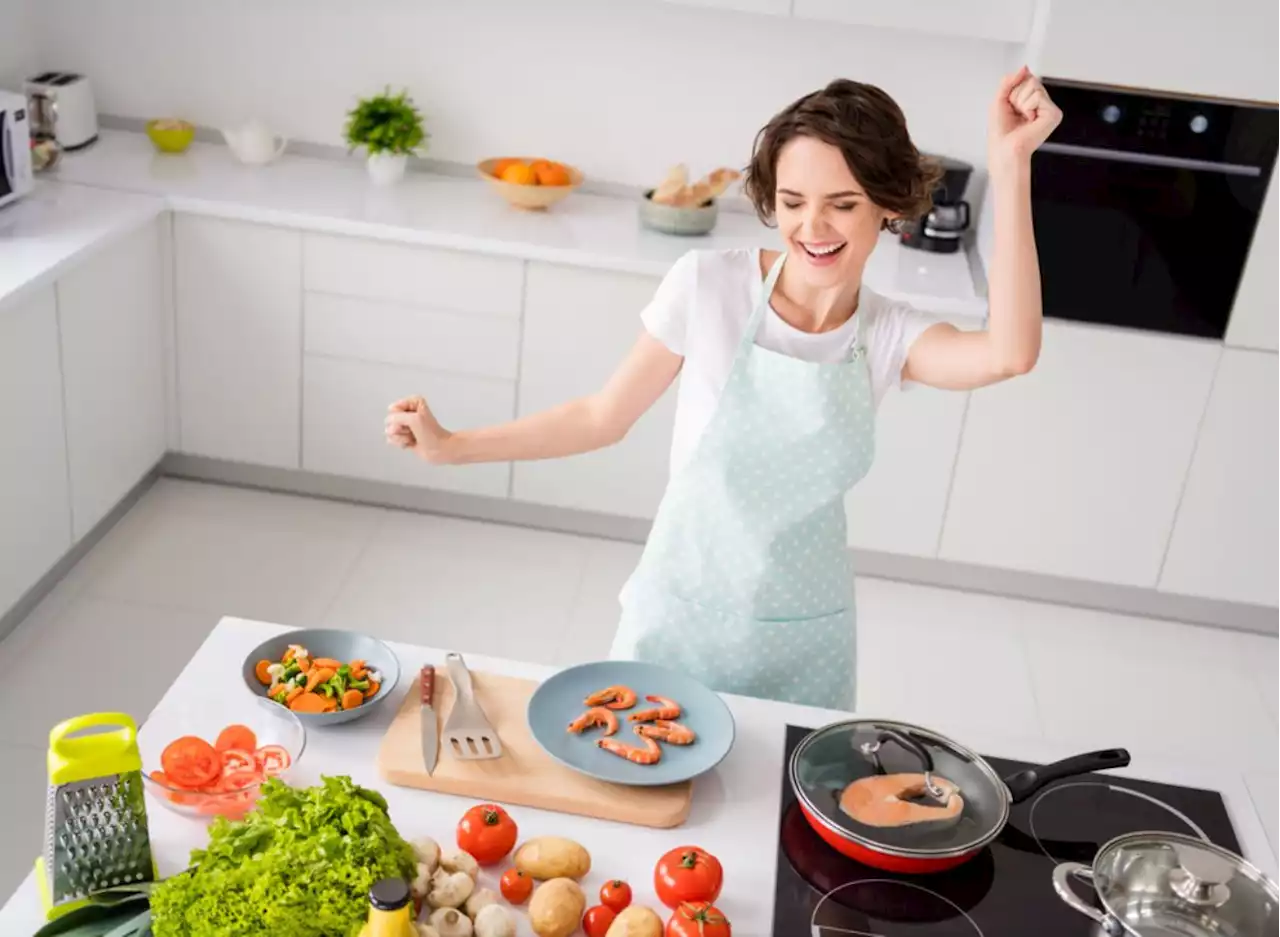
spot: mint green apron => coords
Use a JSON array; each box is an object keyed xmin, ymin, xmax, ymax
[{"xmin": 611, "ymin": 252, "xmax": 875, "ymax": 710}]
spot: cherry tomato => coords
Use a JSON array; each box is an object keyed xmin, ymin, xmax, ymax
[
  {"xmin": 161, "ymin": 736, "xmax": 222, "ymax": 789},
  {"xmin": 654, "ymin": 846, "xmax": 723, "ymax": 910},
  {"xmin": 601, "ymin": 879, "xmax": 632, "ymax": 913},
  {"xmin": 254, "ymin": 745, "xmax": 292, "ymax": 777},
  {"xmin": 214, "ymin": 724, "xmax": 257, "ymax": 753},
  {"xmin": 583, "ymin": 905, "xmax": 616, "ymax": 937},
  {"xmin": 499, "ymin": 868, "xmax": 533, "ymax": 905},
  {"xmin": 457, "ymin": 804, "xmax": 518, "ymax": 865},
  {"xmin": 666, "ymin": 902, "xmax": 731, "ymax": 937}
]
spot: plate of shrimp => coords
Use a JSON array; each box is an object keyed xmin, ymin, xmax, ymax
[{"xmin": 526, "ymin": 660, "xmax": 736, "ymax": 786}]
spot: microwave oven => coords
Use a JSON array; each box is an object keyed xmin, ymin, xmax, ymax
[{"xmin": 1, "ymin": 89, "xmax": 35, "ymax": 209}]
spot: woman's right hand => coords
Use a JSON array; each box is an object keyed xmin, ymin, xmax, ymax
[{"xmin": 385, "ymin": 396, "xmax": 454, "ymax": 464}]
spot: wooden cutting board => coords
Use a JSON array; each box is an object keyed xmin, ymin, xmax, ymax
[{"xmin": 376, "ymin": 670, "xmax": 693, "ymax": 828}]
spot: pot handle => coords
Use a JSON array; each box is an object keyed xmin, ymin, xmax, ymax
[
  {"xmin": 1004, "ymin": 748, "xmax": 1131, "ymax": 803},
  {"xmin": 1052, "ymin": 862, "xmax": 1120, "ymax": 933}
]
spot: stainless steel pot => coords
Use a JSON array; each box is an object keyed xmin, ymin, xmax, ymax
[{"xmin": 1053, "ymin": 831, "xmax": 1279, "ymax": 936}]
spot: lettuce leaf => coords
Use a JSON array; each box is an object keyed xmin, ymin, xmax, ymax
[{"xmin": 150, "ymin": 776, "xmax": 416, "ymax": 937}]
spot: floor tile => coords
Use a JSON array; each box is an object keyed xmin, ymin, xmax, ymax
[
  {"xmin": 0, "ymin": 597, "xmax": 219, "ymax": 747},
  {"xmin": 1245, "ymin": 770, "xmax": 1279, "ymax": 858},
  {"xmin": 853, "ymin": 578, "xmax": 1045, "ymax": 740},
  {"xmin": 323, "ymin": 512, "xmax": 589, "ymax": 665},
  {"xmin": 555, "ymin": 539, "xmax": 643, "ymax": 666},
  {"xmin": 0, "ymin": 742, "xmax": 46, "ymax": 901}
]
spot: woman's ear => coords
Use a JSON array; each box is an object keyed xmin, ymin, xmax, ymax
[{"xmin": 880, "ymin": 209, "xmax": 903, "ymax": 232}]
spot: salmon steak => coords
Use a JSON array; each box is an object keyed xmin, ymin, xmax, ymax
[{"xmin": 839, "ymin": 772, "xmax": 965, "ymax": 828}]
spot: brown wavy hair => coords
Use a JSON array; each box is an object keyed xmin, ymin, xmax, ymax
[{"xmin": 743, "ymin": 79, "xmax": 941, "ymax": 233}]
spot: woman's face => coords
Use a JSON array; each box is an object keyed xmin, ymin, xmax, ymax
[{"xmin": 774, "ymin": 136, "xmax": 897, "ymax": 286}]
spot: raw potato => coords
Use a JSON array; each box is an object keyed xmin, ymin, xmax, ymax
[
  {"xmin": 514, "ymin": 837, "xmax": 592, "ymax": 881},
  {"xmin": 529, "ymin": 878, "xmax": 586, "ymax": 937},
  {"xmin": 605, "ymin": 906, "xmax": 663, "ymax": 937}
]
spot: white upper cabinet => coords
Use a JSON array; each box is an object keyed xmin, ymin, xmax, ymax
[
  {"xmin": 1159, "ymin": 350, "xmax": 1278, "ymax": 607},
  {"xmin": 793, "ymin": 0, "xmax": 1036, "ymax": 43},
  {"xmin": 656, "ymin": 0, "xmax": 791, "ymax": 16},
  {"xmin": 174, "ymin": 215, "xmax": 303, "ymax": 469},
  {"xmin": 940, "ymin": 321, "xmax": 1221, "ymax": 587},
  {"xmin": 514, "ymin": 263, "xmax": 676, "ymax": 520},
  {"xmin": 57, "ymin": 221, "xmax": 166, "ymax": 539},
  {"xmin": 0, "ymin": 288, "xmax": 72, "ymax": 616}
]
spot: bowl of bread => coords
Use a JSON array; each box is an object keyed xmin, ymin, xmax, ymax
[{"xmin": 640, "ymin": 165, "xmax": 740, "ymax": 236}]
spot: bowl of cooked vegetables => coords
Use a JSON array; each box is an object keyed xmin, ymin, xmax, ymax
[{"xmin": 241, "ymin": 628, "xmax": 401, "ymax": 726}]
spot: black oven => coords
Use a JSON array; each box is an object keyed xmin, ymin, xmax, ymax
[{"xmin": 1030, "ymin": 79, "xmax": 1277, "ymax": 339}]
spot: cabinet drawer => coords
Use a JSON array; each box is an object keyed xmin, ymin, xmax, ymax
[
  {"xmin": 305, "ymin": 293, "xmax": 519, "ymax": 381},
  {"xmin": 304, "ymin": 234, "xmax": 523, "ymax": 317},
  {"xmin": 302, "ymin": 355, "xmax": 513, "ymax": 498}
]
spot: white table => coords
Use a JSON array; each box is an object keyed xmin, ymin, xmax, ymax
[{"xmin": 2, "ymin": 617, "xmax": 1274, "ymax": 935}]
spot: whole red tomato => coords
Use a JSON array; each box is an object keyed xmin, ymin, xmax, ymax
[
  {"xmin": 654, "ymin": 846, "xmax": 723, "ymax": 909},
  {"xmin": 666, "ymin": 902, "xmax": 731, "ymax": 937},
  {"xmin": 456, "ymin": 804, "xmax": 517, "ymax": 865},
  {"xmin": 500, "ymin": 867, "xmax": 533, "ymax": 904},
  {"xmin": 600, "ymin": 879, "xmax": 633, "ymax": 913},
  {"xmin": 583, "ymin": 905, "xmax": 617, "ymax": 937}
]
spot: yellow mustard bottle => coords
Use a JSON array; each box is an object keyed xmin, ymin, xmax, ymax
[{"xmin": 359, "ymin": 878, "xmax": 418, "ymax": 937}]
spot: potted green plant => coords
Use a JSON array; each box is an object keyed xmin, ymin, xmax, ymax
[{"xmin": 344, "ymin": 87, "xmax": 427, "ymax": 185}]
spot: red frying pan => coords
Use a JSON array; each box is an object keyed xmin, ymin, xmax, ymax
[{"xmin": 788, "ymin": 718, "xmax": 1130, "ymax": 874}]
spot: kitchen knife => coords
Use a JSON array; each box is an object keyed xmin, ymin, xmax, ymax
[{"xmin": 420, "ymin": 665, "xmax": 438, "ymax": 775}]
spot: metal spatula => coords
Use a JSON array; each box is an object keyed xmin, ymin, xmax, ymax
[{"xmin": 442, "ymin": 653, "xmax": 502, "ymax": 760}]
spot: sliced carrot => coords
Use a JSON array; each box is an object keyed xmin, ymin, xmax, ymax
[
  {"xmin": 341, "ymin": 689, "xmax": 364, "ymax": 711},
  {"xmin": 289, "ymin": 692, "xmax": 327, "ymax": 714},
  {"xmin": 364, "ymin": 680, "xmax": 381, "ymax": 699},
  {"xmin": 296, "ymin": 656, "xmax": 312, "ymax": 673},
  {"xmin": 312, "ymin": 657, "xmax": 342, "ymax": 670},
  {"xmin": 322, "ymin": 697, "xmax": 339, "ymax": 713},
  {"xmin": 285, "ymin": 685, "xmax": 305, "ymax": 705},
  {"xmin": 305, "ymin": 667, "xmax": 335, "ymax": 692},
  {"xmin": 254, "ymin": 660, "xmax": 274, "ymax": 685},
  {"xmin": 282, "ymin": 647, "xmax": 297, "ymax": 664}
]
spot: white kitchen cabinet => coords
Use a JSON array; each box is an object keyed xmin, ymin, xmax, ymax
[
  {"xmin": 174, "ymin": 215, "xmax": 302, "ymax": 468},
  {"xmin": 1225, "ymin": 178, "xmax": 1278, "ymax": 353},
  {"xmin": 655, "ymin": 0, "xmax": 790, "ymax": 16},
  {"xmin": 939, "ymin": 321, "xmax": 1221, "ymax": 587},
  {"xmin": 0, "ymin": 288, "xmax": 72, "ymax": 616},
  {"xmin": 302, "ymin": 355, "xmax": 514, "ymax": 498},
  {"xmin": 513, "ymin": 263, "xmax": 676, "ymax": 520},
  {"xmin": 792, "ymin": 0, "xmax": 1035, "ymax": 43},
  {"xmin": 1159, "ymin": 350, "xmax": 1278, "ymax": 607},
  {"xmin": 57, "ymin": 221, "xmax": 166, "ymax": 539}
]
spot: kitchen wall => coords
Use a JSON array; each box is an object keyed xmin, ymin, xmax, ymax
[
  {"xmin": 0, "ymin": 0, "xmax": 39, "ymax": 92},
  {"xmin": 29, "ymin": 0, "xmax": 1012, "ymax": 188}
]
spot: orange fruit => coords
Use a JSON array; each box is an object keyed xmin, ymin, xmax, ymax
[
  {"xmin": 491, "ymin": 157, "xmax": 522, "ymax": 176},
  {"xmin": 500, "ymin": 163, "xmax": 538, "ymax": 186},
  {"xmin": 534, "ymin": 161, "xmax": 571, "ymax": 186}
]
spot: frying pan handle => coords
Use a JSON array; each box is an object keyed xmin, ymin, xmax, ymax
[
  {"xmin": 1004, "ymin": 748, "xmax": 1131, "ymax": 803},
  {"xmin": 861, "ymin": 728, "xmax": 935, "ymax": 774}
]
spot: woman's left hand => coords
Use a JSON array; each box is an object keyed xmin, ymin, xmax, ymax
[{"xmin": 988, "ymin": 66, "xmax": 1062, "ymax": 175}]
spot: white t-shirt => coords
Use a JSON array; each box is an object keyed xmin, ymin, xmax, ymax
[{"xmin": 642, "ymin": 248, "xmax": 940, "ymax": 474}]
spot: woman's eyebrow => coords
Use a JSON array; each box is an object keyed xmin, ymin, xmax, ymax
[{"xmin": 778, "ymin": 188, "xmax": 865, "ymax": 199}]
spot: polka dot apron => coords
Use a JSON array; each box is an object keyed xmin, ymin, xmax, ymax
[{"xmin": 611, "ymin": 252, "xmax": 875, "ymax": 709}]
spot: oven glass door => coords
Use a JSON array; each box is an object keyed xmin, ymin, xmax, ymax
[{"xmin": 1031, "ymin": 147, "xmax": 1270, "ymax": 339}]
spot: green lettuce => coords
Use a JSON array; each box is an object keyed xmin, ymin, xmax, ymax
[{"xmin": 150, "ymin": 776, "xmax": 416, "ymax": 937}]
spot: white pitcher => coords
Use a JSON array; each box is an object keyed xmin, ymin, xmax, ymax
[{"xmin": 222, "ymin": 119, "xmax": 287, "ymax": 166}]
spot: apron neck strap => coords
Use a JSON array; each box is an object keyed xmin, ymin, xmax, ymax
[{"xmin": 742, "ymin": 251, "xmax": 787, "ymax": 349}]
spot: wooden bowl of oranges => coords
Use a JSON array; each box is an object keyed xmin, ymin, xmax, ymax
[{"xmin": 478, "ymin": 157, "xmax": 583, "ymax": 210}]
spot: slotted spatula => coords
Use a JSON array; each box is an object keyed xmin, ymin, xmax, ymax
[{"xmin": 442, "ymin": 653, "xmax": 503, "ymax": 760}]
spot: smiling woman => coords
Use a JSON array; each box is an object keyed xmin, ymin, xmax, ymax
[{"xmin": 384, "ymin": 70, "xmax": 1061, "ymax": 711}]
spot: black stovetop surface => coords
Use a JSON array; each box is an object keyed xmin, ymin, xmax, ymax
[{"xmin": 773, "ymin": 725, "xmax": 1241, "ymax": 937}]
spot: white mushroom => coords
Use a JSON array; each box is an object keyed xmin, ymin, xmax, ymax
[
  {"xmin": 409, "ymin": 861, "xmax": 433, "ymax": 901},
  {"xmin": 464, "ymin": 888, "xmax": 499, "ymax": 920},
  {"xmin": 412, "ymin": 836, "xmax": 441, "ymax": 874},
  {"xmin": 429, "ymin": 907, "xmax": 473, "ymax": 937},
  {"xmin": 414, "ymin": 924, "xmax": 441, "ymax": 937},
  {"xmin": 472, "ymin": 904, "xmax": 515, "ymax": 937},
  {"xmin": 440, "ymin": 850, "xmax": 479, "ymax": 881},
  {"xmin": 427, "ymin": 868, "xmax": 474, "ymax": 910}
]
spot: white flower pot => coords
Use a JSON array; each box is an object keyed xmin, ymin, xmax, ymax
[{"xmin": 366, "ymin": 152, "xmax": 408, "ymax": 186}]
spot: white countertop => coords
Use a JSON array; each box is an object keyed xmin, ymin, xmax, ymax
[
  {"xmin": 0, "ymin": 617, "xmax": 1271, "ymax": 935},
  {"xmin": 40, "ymin": 130, "xmax": 986, "ymax": 318},
  {"xmin": 0, "ymin": 181, "xmax": 165, "ymax": 309}
]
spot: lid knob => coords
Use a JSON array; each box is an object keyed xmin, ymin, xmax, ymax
[{"xmin": 1169, "ymin": 844, "xmax": 1234, "ymax": 907}]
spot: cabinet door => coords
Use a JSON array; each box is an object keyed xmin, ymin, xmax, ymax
[
  {"xmin": 1159, "ymin": 350, "xmax": 1278, "ymax": 607},
  {"xmin": 58, "ymin": 221, "xmax": 166, "ymax": 539},
  {"xmin": 174, "ymin": 215, "xmax": 302, "ymax": 468},
  {"xmin": 513, "ymin": 263, "xmax": 676, "ymax": 520},
  {"xmin": 1224, "ymin": 178, "xmax": 1278, "ymax": 352},
  {"xmin": 302, "ymin": 355, "xmax": 514, "ymax": 498},
  {"xmin": 940, "ymin": 321, "xmax": 1221, "ymax": 587},
  {"xmin": 0, "ymin": 289, "xmax": 72, "ymax": 615}
]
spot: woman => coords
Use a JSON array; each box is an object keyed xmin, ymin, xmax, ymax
[{"xmin": 386, "ymin": 68, "xmax": 1061, "ymax": 710}]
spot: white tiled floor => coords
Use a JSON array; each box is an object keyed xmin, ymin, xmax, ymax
[{"xmin": 0, "ymin": 477, "xmax": 1276, "ymax": 897}]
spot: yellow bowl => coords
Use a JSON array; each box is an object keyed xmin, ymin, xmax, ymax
[
  {"xmin": 146, "ymin": 118, "xmax": 195, "ymax": 154},
  {"xmin": 478, "ymin": 157, "xmax": 583, "ymax": 211}
]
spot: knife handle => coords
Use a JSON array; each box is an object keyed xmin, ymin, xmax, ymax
[{"xmin": 421, "ymin": 665, "xmax": 435, "ymax": 704}]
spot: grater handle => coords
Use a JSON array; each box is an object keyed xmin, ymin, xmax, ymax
[{"xmin": 49, "ymin": 713, "xmax": 140, "ymax": 783}]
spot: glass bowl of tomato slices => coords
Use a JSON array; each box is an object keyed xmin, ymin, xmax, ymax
[{"xmin": 140, "ymin": 696, "xmax": 306, "ymax": 821}]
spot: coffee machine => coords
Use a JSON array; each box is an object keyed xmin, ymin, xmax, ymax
[{"xmin": 900, "ymin": 156, "xmax": 972, "ymax": 254}]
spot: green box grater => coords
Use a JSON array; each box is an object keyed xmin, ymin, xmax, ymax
[{"xmin": 35, "ymin": 713, "xmax": 156, "ymax": 920}]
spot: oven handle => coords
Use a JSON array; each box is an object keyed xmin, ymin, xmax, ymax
[{"xmin": 1039, "ymin": 141, "xmax": 1263, "ymax": 177}]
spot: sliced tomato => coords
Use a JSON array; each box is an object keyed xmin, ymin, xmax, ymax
[
  {"xmin": 255, "ymin": 744, "xmax": 292, "ymax": 777},
  {"xmin": 217, "ymin": 768, "xmax": 262, "ymax": 793},
  {"xmin": 161, "ymin": 736, "xmax": 222, "ymax": 789},
  {"xmin": 221, "ymin": 748, "xmax": 257, "ymax": 773},
  {"xmin": 215, "ymin": 724, "xmax": 258, "ymax": 753}
]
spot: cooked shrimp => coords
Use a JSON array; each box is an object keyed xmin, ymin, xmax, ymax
[
  {"xmin": 628, "ymin": 695, "xmax": 682, "ymax": 723},
  {"xmin": 597, "ymin": 732, "xmax": 663, "ymax": 765},
  {"xmin": 567, "ymin": 706, "xmax": 619, "ymax": 736},
  {"xmin": 635, "ymin": 720, "xmax": 696, "ymax": 745},
  {"xmin": 584, "ymin": 685, "xmax": 638, "ymax": 710},
  {"xmin": 839, "ymin": 773, "xmax": 964, "ymax": 828}
]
